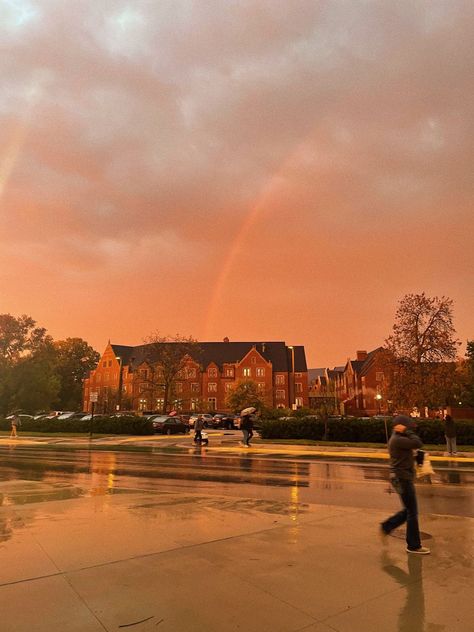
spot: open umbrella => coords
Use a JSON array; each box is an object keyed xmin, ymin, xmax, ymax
[{"xmin": 240, "ymin": 407, "xmax": 256, "ymax": 416}]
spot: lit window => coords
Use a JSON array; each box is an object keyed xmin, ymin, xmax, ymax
[
  {"xmin": 225, "ymin": 367, "xmax": 234, "ymax": 377},
  {"xmin": 295, "ymin": 383, "xmax": 303, "ymax": 393},
  {"xmin": 257, "ymin": 382, "xmax": 265, "ymax": 391},
  {"xmin": 276, "ymin": 375, "xmax": 285, "ymax": 385},
  {"xmin": 225, "ymin": 383, "xmax": 233, "ymax": 392},
  {"xmin": 296, "ymin": 397, "xmax": 303, "ymax": 407},
  {"xmin": 208, "ymin": 367, "xmax": 218, "ymax": 377},
  {"xmin": 243, "ymin": 368, "xmax": 251, "ymax": 377},
  {"xmin": 208, "ymin": 383, "xmax": 217, "ymax": 392},
  {"xmin": 208, "ymin": 398, "xmax": 217, "ymax": 410},
  {"xmin": 276, "ymin": 390, "xmax": 285, "ymax": 399},
  {"xmin": 256, "ymin": 367, "xmax": 265, "ymax": 377}
]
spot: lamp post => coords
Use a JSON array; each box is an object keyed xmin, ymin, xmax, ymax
[{"xmin": 376, "ymin": 393, "xmax": 388, "ymax": 443}]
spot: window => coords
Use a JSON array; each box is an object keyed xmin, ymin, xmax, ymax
[
  {"xmin": 140, "ymin": 369, "xmax": 148, "ymax": 379},
  {"xmin": 208, "ymin": 383, "xmax": 217, "ymax": 392},
  {"xmin": 191, "ymin": 398, "xmax": 199, "ymax": 410},
  {"xmin": 176, "ymin": 369, "xmax": 185, "ymax": 379},
  {"xmin": 208, "ymin": 398, "xmax": 217, "ymax": 410},
  {"xmin": 208, "ymin": 367, "xmax": 218, "ymax": 377},
  {"xmin": 225, "ymin": 367, "xmax": 234, "ymax": 377},
  {"xmin": 276, "ymin": 375, "xmax": 285, "ymax": 385},
  {"xmin": 276, "ymin": 390, "xmax": 285, "ymax": 399},
  {"xmin": 191, "ymin": 383, "xmax": 200, "ymax": 393},
  {"xmin": 175, "ymin": 382, "xmax": 183, "ymax": 393},
  {"xmin": 155, "ymin": 398, "xmax": 164, "ymax": 410},
  {"xmin": 257, "ymin": 382, "xmax": 265, "ymax": 391},
  {"xmin": 186, "ymin": 368, "xmax": 196, "ymax": 379},
  {"xmin": 295, "ymin": 397, "xmax": 303, "ymax": 407},
  {"xmin": 102, "ymin": 361, "xmax": 107, "ymax": 368},
  {"xmin": 256, "ymin": 367, "xmax": 265, "ymax": 377},
  {"xmin": 295, "ymin": 382, "xmax": 303, "ymax": 393},
  {"xmin": 295, "ymin": 372, "xmax": 302, "ymax": 378},
  {"xmin": 225, "ymin": 383, "xmax": 233, "ymax": 393},
  {"xmin": 251, "ymin": 357, "xmax": 256, "ymax": 364},
  {"xmin": 376, "ymin": 372, "xmax": 384, "ymax": 382},
  {"xmin": 108, "ymin": 360, "xmax": 112, "ymax": 367},
  {"xmin": 243, "ymin": 368, "xmax": 251, "ymax": 377}
]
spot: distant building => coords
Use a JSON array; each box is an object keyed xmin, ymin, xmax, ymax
[
  {"xmin": 309, "ymin": 349, "xmax": 386, "ymax": 416},
  {"xmin": 83, "ymin": 340, "xmax": 308, "ymax": 413}
]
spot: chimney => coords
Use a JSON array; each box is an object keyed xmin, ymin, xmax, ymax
[
  {"xmin": 223, "ymin": 337, "xmax": 229, "ymax": 343},
  {"xmin": 356, "ymin": 350, "xmax": 368, "ymax": 361}
]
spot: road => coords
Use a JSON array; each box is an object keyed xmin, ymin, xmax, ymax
[{"xmin": 1, "ymin": 431, "xmax": 473, "ymax": 518}]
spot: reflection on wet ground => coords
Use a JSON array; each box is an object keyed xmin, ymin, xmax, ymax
[{"xmin": 0, "ymin": 445, "xmax": 472, "ymax": 518}]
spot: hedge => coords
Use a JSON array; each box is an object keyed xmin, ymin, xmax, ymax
[
  {"xmin": 0, "ymin": 416, "xmax": 154, "ymax": 435},
  {"xmin": 260, "ymin": 417, "xmax": 474, "ymax": 445}
]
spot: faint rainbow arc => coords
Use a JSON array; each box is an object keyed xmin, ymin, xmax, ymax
[{"xmin": 203, "ymin": 139, "xmax": 309, "ymax": 339}]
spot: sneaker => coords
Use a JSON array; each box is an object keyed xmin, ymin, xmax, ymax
[{"xmin": 406, "ymin": 546, "xmax": 430, "ymax": 555}]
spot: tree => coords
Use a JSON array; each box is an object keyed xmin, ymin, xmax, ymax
[
  {"xmin": 53, "ymin": 338, "xmax": 100, "ymax": 410},
  {"xmin": 383, "ymin": 294, "xmax": 460, "ymax": 410},
  {"xmin": 226, "ymin": 380, "xmax": 267, "ymax": 413},
  {"xmin": 0, "ymin": 314, "xmax": 54, "ymax": 415},
  {"xmin": 142, "ymin": 333, "xmax": 200, "ymax": 413},
  {"xmin": 456, "ymin": 341, "xmax": 474, "ymax": 408}
]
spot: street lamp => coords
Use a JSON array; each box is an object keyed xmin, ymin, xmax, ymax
[
  {"xmin": 375, "ymin": 393, "xmax": 382, "ymax": 415},
  {"xmin": 375, "ymin": 393, "xmax": 388, "ymax": 443}
]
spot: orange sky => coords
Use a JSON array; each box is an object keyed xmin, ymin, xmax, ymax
[{"xmin": 1, "ymin": 1, "xmax": 473, "ymax": 367}]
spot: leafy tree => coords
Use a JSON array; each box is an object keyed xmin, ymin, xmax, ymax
[
  {"xmin": 53, "ymin": 338, "xmax": 100, "ymax": 410},
  {"xmin": 383, "ymin": 294, "xmax": 460, "ymax": 410},
  {"xmin": 0, "ymin": 314, "xmax": 53, "ymax": 414},
  {"xmin": 141, "ymin": 333, "xmax": 200, "ymax": 413},
  {"xmin": 226, "ymin": 380, "xmax": 267, "ymax": 413},
  {"xmin": 456, "ymin": 341, "xmax": 474, "ymax": 407}
]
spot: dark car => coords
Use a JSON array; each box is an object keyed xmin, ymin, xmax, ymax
[
  {"xmin": 212, "ymin": 413, "xmax": 237, "ymax": 429},
  {"xmin": 151, "ymin": 415, "xmax": 190, "ymax": 435}
]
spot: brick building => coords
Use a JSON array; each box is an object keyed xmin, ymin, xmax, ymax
[
  {"xmin": 83, "ymin": 340, "xmax": 308, "ymax": 413},
  {"xmin": 309, "ymin": 348, "xmax": 387, "ymax": 416}
]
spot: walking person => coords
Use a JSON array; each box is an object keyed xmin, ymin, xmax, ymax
[
  {"xmin": 193, "ymin": 415, "xmax": 204, "ymax": 443},
  {"xmin": 381, "ymin": 415, "xmax": 430, "ymax": 555},
  {"xmin": 239, "ymin": 407, "xmax": 256, "ymax": 447},
  {"xmin": 444, "ymin": 414, "xmax": 457, "ymax": 456},
  {"xmin": 10, "ymin": 415, "xmax": 19, "ymax": 439}
]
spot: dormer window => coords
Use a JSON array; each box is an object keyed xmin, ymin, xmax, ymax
[{"xmin": 208, "ymin": 367, "xmax": 218, "ymax": 378}]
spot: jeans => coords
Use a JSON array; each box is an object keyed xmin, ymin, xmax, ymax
[
  {"xmin": 382, "ymin": 478, "xmax": 421, "ymax": 550},
  {"xmin": 446, "ymin": 436, "xmax": 457, "ymax": 454},
  {"xmin": 241, "ymin": 429, "xmax": 249, "ymax": 445}
]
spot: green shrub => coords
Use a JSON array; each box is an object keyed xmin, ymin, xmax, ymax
[
  {"xmin": 0, "ymin": 416, "xmax": 153, "ymax": 435},
  {"xmin": 260, "ymin": 416, "xmax": 474, "ymax": 445}
]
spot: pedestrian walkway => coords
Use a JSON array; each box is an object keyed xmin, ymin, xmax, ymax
[{"xmin": 0, "ymin": 478, "xmax": 472, "ymax": 631}]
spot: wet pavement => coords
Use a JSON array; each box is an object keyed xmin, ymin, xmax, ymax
[{"xmin": 0, "ymin": 441, "xmax": 473, "ymax": 631}]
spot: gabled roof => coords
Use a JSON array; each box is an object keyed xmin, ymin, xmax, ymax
[{"xmin": 109, "ymin": 341, "xmax": 307, "ymax": 373}]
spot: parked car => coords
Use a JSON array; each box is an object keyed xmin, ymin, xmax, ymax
[
  {"xmin": 150, "ymin": 415, "xmax": 190, "ymax": 435},
  {"xmin": 188, "ymin": 413, "xmax": 213, "ymax": 428},
  {"xmin": 211, "ymin": 413, "xmax": 237, "ymax": 429},
  {"xmin": 6, "ymin": 414, "xmax": 33, "ymax": 422},
  {"xmin": 57, "ymin": 412, "xmax": 76, "ymax": 420}
]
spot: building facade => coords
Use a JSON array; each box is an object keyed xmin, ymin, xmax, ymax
[
  {"xmin": 83, "ymin": 340, "xmax": 308, "ymax": 413},
  {"xmin": 309, "ymin": 348, "xmax": 387, "ymax": 416}
]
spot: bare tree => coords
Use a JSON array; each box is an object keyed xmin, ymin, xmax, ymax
[{"xmin": 142, "ymin": 333, "xmax": 200, "ymax": 413}]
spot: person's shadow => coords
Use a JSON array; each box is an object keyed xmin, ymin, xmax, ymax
[{"xmin": 381, "ymin": 551, "xmax": 425, "ymax": 632}]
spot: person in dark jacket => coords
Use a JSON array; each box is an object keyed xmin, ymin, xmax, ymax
[
  {"xmin": 381, "ymin": 415, "xmax": 430, "ymax": 554},
  {"xmin": 240, "ymin": 414, "xmax": 251, "ymax": 447},
  {"xmin": 444, "ymin": 414, "xmax": 457, "ymax": 456}
]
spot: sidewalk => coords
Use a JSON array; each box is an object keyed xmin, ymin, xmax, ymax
[{"xmin": 0, "ymin": 476, "xmax": 472, "ymax": 631}]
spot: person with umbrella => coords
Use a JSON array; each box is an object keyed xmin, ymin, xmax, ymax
[{"xmin": 240, "ymin": 407, "xmax": 256, "ymax": 447}]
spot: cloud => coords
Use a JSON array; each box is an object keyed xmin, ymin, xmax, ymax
[{"xmin": 1, "ymin": 0, "xmax": 473, "ymax": 364}]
